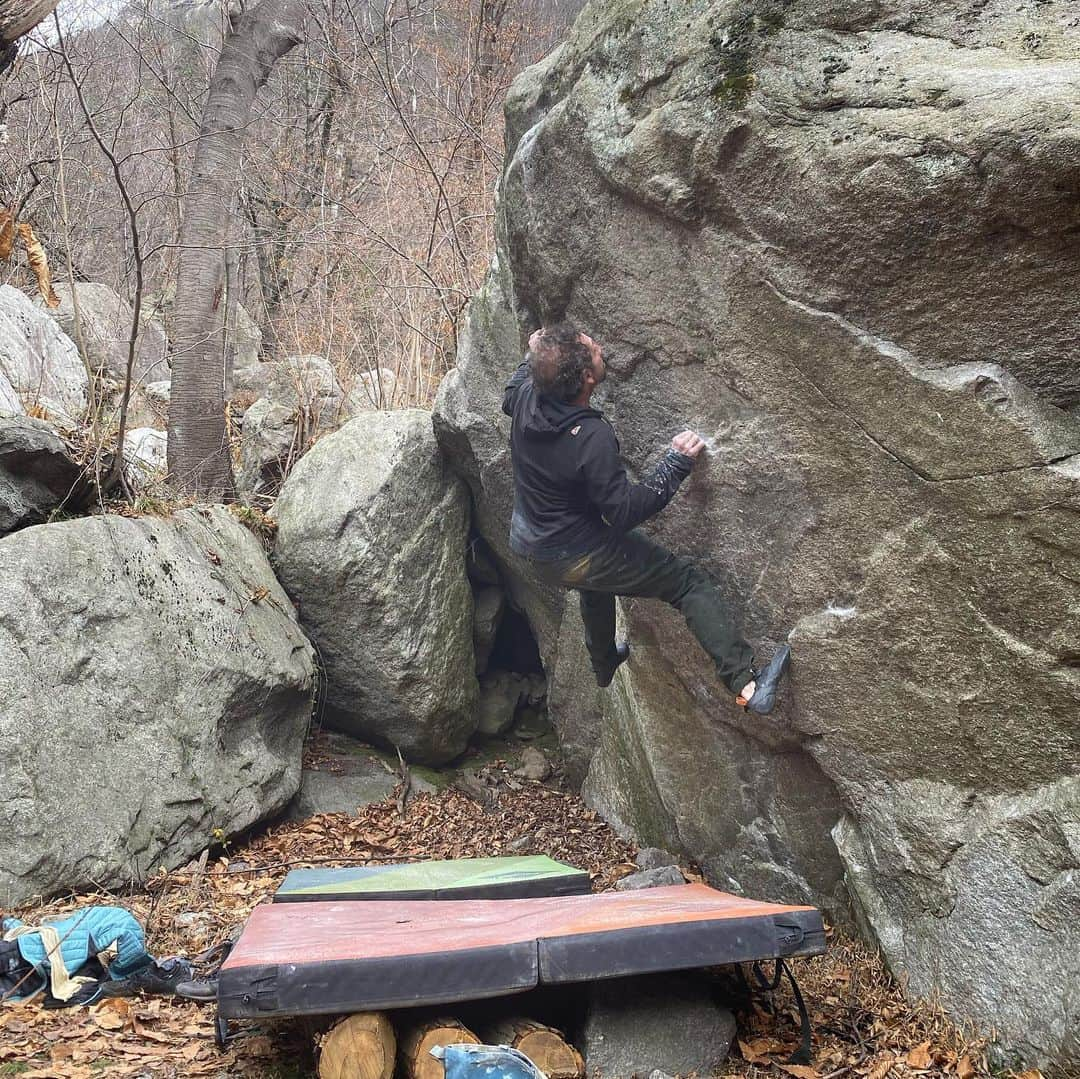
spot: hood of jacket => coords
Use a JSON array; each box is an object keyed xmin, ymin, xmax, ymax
[{"xmin": 516, "ymin": 381, "xmax": 601, "ymax": 439}]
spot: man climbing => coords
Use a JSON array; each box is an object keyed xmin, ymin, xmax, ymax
[{"xmin": 502, "ymin": 322, "xmax": 790, "ymax": 715}]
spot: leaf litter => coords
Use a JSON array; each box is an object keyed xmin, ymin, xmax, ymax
[{"xmin": 1, "ymin": 757, "xmax": 1037, "ymax": 1079}]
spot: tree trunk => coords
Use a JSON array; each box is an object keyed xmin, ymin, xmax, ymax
[
  {"xmin": 0, "ymin": 0, "xmax": 58, "ymax": 74},
  {"xmin": 399, "ymin": 1018, "xmax": 480, "ymax": 1079},
  {"xmin": 318, "ymin": 1012, "xmax": 396, "ymax": 1079},
  {"xmin": 167, "ymin": 0, "xmax": 306, "ymax": 499}
]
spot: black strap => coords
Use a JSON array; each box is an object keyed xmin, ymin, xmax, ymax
[{"xmin": 748, "ymin": 958, "xmax": 813, "ymax": 1065}]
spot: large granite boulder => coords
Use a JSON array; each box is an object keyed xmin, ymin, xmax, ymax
[
  {"xmin": 0, "ymin": 284, "xmax": 87, "ymax": 421},
  {"xmin": 49, "ymin": 282, "xmax": 169, "ymax": 386},
  {"xmin": 0, "ymin": 413, "xmax": 84, "ymax": 536},
  {"xmin": 433, "ymin": 0, "xmax": 1080, "ymax": 1069},
  {"xmin": 273, "ymin": 410, "xmax": 478, "ymax": 764},
  {"xmin": 0, "ymin": 506, "xmax": 315, "ymax": 904}
]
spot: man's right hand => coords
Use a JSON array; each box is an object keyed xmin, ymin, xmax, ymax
[{"xmin": 671, "ymin": 430, "xmax": 706, "ymax": 459}]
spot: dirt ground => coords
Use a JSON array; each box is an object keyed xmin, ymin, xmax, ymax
[{"xmin": 0, "ymin": 747, "xmax": 1038, "ymax": 1079}]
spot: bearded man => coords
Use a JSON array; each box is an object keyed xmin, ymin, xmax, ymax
[{"xmin": 502, "ymin": 323, "xmax": 790, "ymax": 714}]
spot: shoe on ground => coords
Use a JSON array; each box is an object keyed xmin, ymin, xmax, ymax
[
  {"xmin": 175, "ymin": 978, "xmax": 218, "ymax": 1002},
  {"xmin": 126, "ymin": 957, "xmax": 194, "ymax": 996},
  {"xmin": 741, "ymin": 643, "xmax": 791, "ymax": 715},
  {"xmin": 596, "ymin": 642, "xmax": 631, "ymax": 688}
]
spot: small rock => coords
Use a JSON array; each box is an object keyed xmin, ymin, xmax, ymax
[
  {"xmin": 614, "ymin": 865, "xmax": 686, "ymax": 891},
  {"xmin": 514, "ymin": 746, "xmax": 550, "ymax": 782},
  {"xmin": 345, "ymin": 367, "xmax": 398, "ymax": 412},
  {"xmin": 476, "ymin": 670, "xmax": 527, "ymax": 736},
  {"xmin": 173, "ymin": 911, "xmax": 213, "ymax": 930},
  {"xmin": 123, "ymin": 427, "xmax": 167, "ymax": 489},
  {"xmin": 635, "ymin": 847, "xmax": 680, "ymax": 872},
  {"xmin": 0, "ymin": 283, "xmax": 88, "ymax": 420},
  {"xmin": 583, "ymin": 973, "xmax": 736, "ymax": 1078},
  {"xmin": 145, "ymin": 380, "xmax": 171, "ymax": 404},
  {"xmin": 288, "ymin": 765, "xmax": 398, "ymax": 820},
  {"xmin": 48, "ymin": 281, "xmax": 169, "ymax": 385},
  {"xmin": 512, "ymin": 704, "xmax": 552, "ymax": 740},
  {"xmin": 226, "ymin": 861, "xmax": 252, "ymax": 875},
  {"xmin": 237, "ymin": 397, "xmax": 297, "ymax": 497}
]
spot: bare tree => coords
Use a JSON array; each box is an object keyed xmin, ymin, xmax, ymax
[{"xmin": 168, "ymin": 0, "xmax": 307, "ymax": 500}]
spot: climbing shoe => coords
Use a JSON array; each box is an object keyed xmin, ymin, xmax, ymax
[
  {"xmin": 175, "ymin": 978, "xmax": 218, "ymax": 1002},
  {"xmin": 739, "ymin": 644, "xmax": 791, "ymax": 716},
  {"xmin": 596, "ymin": 642, "xmax": 631, "ymax": 688},
  {"xmin": 123, "ymin": 957, "xmax": 194, "ymax": 996}
]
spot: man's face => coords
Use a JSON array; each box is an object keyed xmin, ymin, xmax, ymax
[{"xmin": 580, "ymin": 334, "xmax": 606, "ymax": 386}]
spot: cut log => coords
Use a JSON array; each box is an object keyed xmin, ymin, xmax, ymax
[
  {"xmin": 400, "ymin": 1017, "xmax": 481, "ymax": 1079},
  {"xmin": 483, "ymin": 1017, "xmax": 585, "ymax": 1078},
  {"xmin": 318, "ymin": 1011, "xmax": 396, "ymax": 1079}
]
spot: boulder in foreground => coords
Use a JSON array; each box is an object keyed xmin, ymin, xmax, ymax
[{"xmin": 0, "ymin": 506, "xmax": 315, "ymax": 904}]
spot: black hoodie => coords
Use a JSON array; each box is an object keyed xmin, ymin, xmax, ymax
[{"xmin": 502, "ymin": 358, "xmax": 694, "ymax": 561}]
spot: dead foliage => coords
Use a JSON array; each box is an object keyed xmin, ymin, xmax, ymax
[
  {"xmin": 0, "ymin": 208, "xmax": 60, "ymax": 306},
  {"xmin": 1, "ymin": 762, "xmax": 1036, "ymax": 1079}
]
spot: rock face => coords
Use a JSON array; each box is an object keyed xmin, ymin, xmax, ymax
[
  {"xmin": 0, "ymin": 506, "xmax": 315, "ymax": 904},
  {"xmin": 0, "ymin": 284, "xmax": 87, "ymax": 421},
  {"xmin": 273, "ymin": 410, "xmax": 478, "ymax": 764},
  {"xmin": 49, "ymin": 282, "xmax": 169, "ymax": 386},
  {"xmin": 433, "ymin": 0, "xmax": 1080, "ymax": 1068},
  {"xmin": 0, "ymin": 413, "xmax": 83, "ymax": 535}
]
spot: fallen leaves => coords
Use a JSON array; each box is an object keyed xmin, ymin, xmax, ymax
[
  {"xmin": 908, "ymin": 1040, "xmax": 933, "ymax": 1069},
  {"xmin": 1, "ymin": 743, "xmax": 1021, "ymax": 1079}
]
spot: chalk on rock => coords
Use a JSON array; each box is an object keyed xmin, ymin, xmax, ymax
[
  {"xmin": 614, "ymin": 865, "xmax": 685, "ymax": 891},
  {"xmin": 583, "ymin": 973, "xmax": 735, "ymax": 1079}
]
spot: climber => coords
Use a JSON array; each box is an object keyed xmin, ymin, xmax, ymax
[{"xmin": 501, "ymin": 322, "xmax": 790, "ymax": 715}]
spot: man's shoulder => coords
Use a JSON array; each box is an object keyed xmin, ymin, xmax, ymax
[{"xmin": 574, "ymin": 414, "xmax": 614, "ymax": 437}]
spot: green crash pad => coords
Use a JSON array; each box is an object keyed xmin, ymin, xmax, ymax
[{"xmin": 273, "ymin": 856, "xmax": 592, "ymax": 903}]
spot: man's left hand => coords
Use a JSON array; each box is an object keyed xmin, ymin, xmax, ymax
[{"xmin": 671, "ymin": 430, "xmax": 706, "ymax": 459}]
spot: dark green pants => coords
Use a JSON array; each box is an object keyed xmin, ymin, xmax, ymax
[{"xmin": 529, "ymin": 529, "xmax": 756, "ymax": 695}]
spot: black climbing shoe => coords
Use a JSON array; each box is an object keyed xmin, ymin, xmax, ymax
[
  {"xmin": 740, "ymin": 644, "xmax": 791, "ymax": 716},
  {"xmin": 596, "ymin": 642, "xmax": 631, "ymax": 688},
  {"xmin": 175, "ymin": 978, "xmax": 218, "ymax": 1002},
  {"xmin": 125, "ymin": 957, "xmax": 194, "ymax": 996}
]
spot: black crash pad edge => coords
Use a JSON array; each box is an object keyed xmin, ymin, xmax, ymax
[
  {"xmin": 538, "ymin": 910, "xmax": 827, "ymax": 984},
  {"xmin": 218, "ymin": 942, "xmax": 539, "ymax": 1019},
  {"xmin": 271, "ymin": 873, "xmax": 592, "ymax": 904},
  {"xmin": 772, "ymin": 910, "xmax": 827, "ymax": 958}
]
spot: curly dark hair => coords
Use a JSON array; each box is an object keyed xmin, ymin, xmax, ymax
[{"xmin": 528, "ymin": 322, "xmax": 594, "ymax": 402}]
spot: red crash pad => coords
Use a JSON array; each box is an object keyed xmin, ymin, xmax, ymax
[{"xmin": 218, "ymin": 883, "xmax": 825, "ymax": 1019}]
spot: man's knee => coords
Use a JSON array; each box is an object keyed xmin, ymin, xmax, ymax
[{"xmin": 668, "ymin": 558, "xmax": 710, "ymax": 604}]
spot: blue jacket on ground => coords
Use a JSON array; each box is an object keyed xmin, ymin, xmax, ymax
[{"xmin": 2, "ymin": 905, "xmax": 152, "ymax": 982}]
